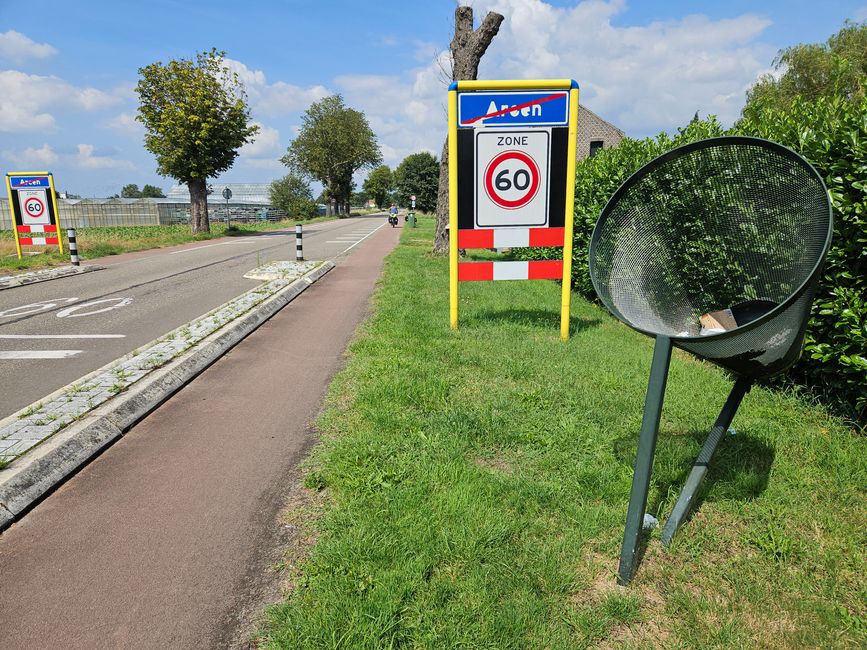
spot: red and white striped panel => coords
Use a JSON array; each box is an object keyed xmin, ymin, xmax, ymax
[
  {"xmin": 458, "ymin": 227, "xmax": 564, "ymax": 249},
  {"xmin": 17, "ymin": 225, "xmax": 59, "ymax": 246},
  {"xmin": 18, "ymin": 237, "xmax": 59, "ymax": 245},
  {"xmin": 17, "ymin": 225, "xmax": 58, "ymax": 233},
  {"xmin": 458, "ymin": 260, "xmax": 563, "ymax": 282}
]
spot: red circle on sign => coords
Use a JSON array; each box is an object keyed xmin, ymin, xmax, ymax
[
  {"xmin": 24, "ymin": 197, "xmax": 45, "ymax": 218},
  {"xmin": 484, "ymin": 150, "xmax": 541, "ymax": 210}
]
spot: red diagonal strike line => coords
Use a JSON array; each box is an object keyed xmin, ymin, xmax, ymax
[{"xmin": 461, "ymin": 92, "xmax": 564, "ymax": 125}]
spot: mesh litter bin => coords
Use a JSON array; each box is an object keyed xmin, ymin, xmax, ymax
[{"xmin": 588, "ymin": 136, "xmax": 832, "ymax": 583}]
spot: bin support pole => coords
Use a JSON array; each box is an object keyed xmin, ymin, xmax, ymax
[
  {"xmin": 661, "ymin": 376, "xmax": 752, "ymax": 546},
  {"xmin": 618, "ymin": 335, "xmax": 672, "ymax": 585}
]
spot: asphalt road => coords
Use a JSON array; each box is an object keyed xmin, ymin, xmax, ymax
[
  {"xmin": 0, "ymin": 221, "xmax": 401, "ymax": 648},
  {"xmin": 0, "ymin": 215, "xmax": 388, "ymax": 418}
]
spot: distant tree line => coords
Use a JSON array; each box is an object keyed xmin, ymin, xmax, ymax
[{"xmin": 112, "ymin": 183, "xmax": 166, "ymax": 198}]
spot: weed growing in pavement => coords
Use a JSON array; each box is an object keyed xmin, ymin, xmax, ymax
[
  {"xmin": 258, "ymin": 216, "xmax": 865, "ymax": 649},
  {"xmin": 108, "ymin": 383, "xmax": 125, "ymax": 395},
  {"xmin": 17, "ymin": 403, "xmax": 42, "ymax": 419}
]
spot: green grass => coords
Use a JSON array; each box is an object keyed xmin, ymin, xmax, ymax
[
  {"xmin": 259, "ymin": 216, "xmax": 865, "ymax": 649},
  {"xmin": 0, "ymin": 216, "xmax": 340, "ymax": 274}
]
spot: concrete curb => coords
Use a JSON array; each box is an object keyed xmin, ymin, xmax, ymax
[
  {"xmin": 0, "ymin": 264, "xmax": 104, "ymax": 290},
  {"xmin": 0, "ymin": 261, "xmax": 335, "ymax": 530}
]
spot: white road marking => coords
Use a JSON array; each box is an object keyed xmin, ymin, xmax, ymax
[
  {"xmin": 0, "ymin": 298, "xmax": 79, "ymax": 319},
  {"xmin": 0, "ymin": 350, "xmax": 82, "ymax": 359},
  {"xmin": 168, "ymin": 240, "xmax": 259, "ymax": 254},
  {"xmin": 56, "ymin": 297, "xmax": 133, "ymax": 318},
  {"xmin": 0, "ymin": 334, "xmax": 126, "ymax": 339},
  {"xmin": 338, "ymin": 223, "xmax": 386, "ymax": 255}
]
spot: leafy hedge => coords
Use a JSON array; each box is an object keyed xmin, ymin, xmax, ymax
[
  {"xmin": 516, "ymin": 98, "xmax": 866, "ymax": 423},
  {"xmin": 739, "ymin": 97, "xmax": 866, "ymax": 422}
]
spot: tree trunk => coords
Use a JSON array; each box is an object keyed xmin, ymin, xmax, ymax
[
  {"xmin": 188, "ymin": 178, "xmax": 210, "ymax": 234},
  {"xmin": 433, "ymin": 6, "xmax": 504, "ymax": 254}
]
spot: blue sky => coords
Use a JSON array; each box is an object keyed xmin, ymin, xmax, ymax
[{"xmin": 1, "ymin": 0, "xmax": 865, "ymax": 197}]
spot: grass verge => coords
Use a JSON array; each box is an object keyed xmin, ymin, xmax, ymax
[
  {"xmin": 0, "ymin": 216, "xmax": 341, "ymax": 274},
  {"xmin": 260, "ymin": 216, "xmax": 865, "ymax": 649}
]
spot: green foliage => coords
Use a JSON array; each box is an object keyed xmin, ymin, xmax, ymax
[
  {"xmin": 282, "ymin": 95, "xmax": 381, "ymax": 210},
  {"xmin": 515, "ymin": 116, "xmax": 728, "ymax": 299},
  {"xmin": 738, "ymin": 95, "xmax": 867, "ymax": 420},
  {"xmin": 515, "ymin": 98, "xmax": 865, "ymax": 420},
  {"xmin": 741, "ymin": 20, "xmax": 867, "ymax": 122},
  {"xmin": 269, "ymin": 173, "xmax": 317, "ymax": 219},
  {"xmin": 362, "ymin": 164, "xmax": 393, "ymax": 208},
  {"xmin": 120, "ymin": 183, "xmax": 141, "ymax": 198},
  {"xmin": 120, "ymin": 183, "xmax": 165, "ymax": 198},
  {"xmin": 141, "ymin": 184, "xmax": 165, "ymax": 198},
  {"xmin": 135, "ymin": 49, "xmax": 258, "ymax": 183},
  {"xmin": 393, "ymin": 151, "xmax": 439, "ymax": 212}
]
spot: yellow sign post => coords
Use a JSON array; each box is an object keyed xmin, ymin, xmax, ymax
[
  {"xmin": 447, "ymin": 79, "xmax": 579, "ymax": 340},
  {"xmin": 5, "ymin": 172, "xmax": 64, "ymax": 259}
]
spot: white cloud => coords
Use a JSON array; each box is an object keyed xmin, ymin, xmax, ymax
[
  {"xmin": 239, "ymin": 122, "xmax": 281, "ymax": 158},
  {"xmin": 75, "ymin": 144, "xmax": 134, "ymax": 170},
  {"xmin": 105, "ymin": 112, "xmax": 143, "ymax": 136},
  {"xmin": 239, "ymin": 157, "xmax": 285, "ymax": 171},
  {"xmin": 0, "ymin": 70, "xmax": 123, "ymax": 132},
  {"xmin": 341, "ymin": 0, "xmax": 776, "ymax": 177},
  {"xmin": 2, "ymin": 143, "xmax": 59, "ymax": 169},
  {"xmin": 0, "ymin": 30, "xmax": 57, "ymax": 63},
  {"xmin": 475, "ymin": 0, "xmax": 773, "ymax": 134},
  {"xmin": 223, "ymin": 58, "xmax": 330, "ymax": 117}
]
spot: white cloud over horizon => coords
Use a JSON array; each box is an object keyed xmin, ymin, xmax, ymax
[
  {"xmin": 0, "ymin": 30, "xmax": 57, "ymax": 63},
  {"xmin": 330, "ymin": 0, "xmax": 776, "ymax": 172},
  {"xmin": 0, "ymin": 70, "xmax": 124, "ymax": 132},
  {"xmin": 223, "ymin": 59, "xmax": 331, "ymax": 117},
  {"xmin": 0, "ymin": 4, "xmax": 786, "ymax": 193}
]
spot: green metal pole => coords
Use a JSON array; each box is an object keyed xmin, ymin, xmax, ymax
[
  {"xmin": 618, "ymin": 335, "xmax": 672, "ymax": 585},
  {"xmin": 661, "ymin": 376, "xmax": 752, "ymax": 546}
]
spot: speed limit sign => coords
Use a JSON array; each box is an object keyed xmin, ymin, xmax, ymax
[
  {"xmin": 475, "ymin": 130, "xmax": 549, "ymax": 227},
  {"xmin": 18, "ymin": 189, "xmax": 50, "ymax": 225}
]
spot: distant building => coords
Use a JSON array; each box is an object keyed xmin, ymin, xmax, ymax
[
  {"xmin": 577, "ymin": 104, "xmax": 625, "ymax": 159},
  {"xmin": 166, "ymin": 183, "xmax": 273, "ymax": 204}
]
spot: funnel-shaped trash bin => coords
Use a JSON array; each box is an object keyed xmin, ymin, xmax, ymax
[{"xmin": 588, "ymin": 137, "xmax": 832, "ymax": 583}]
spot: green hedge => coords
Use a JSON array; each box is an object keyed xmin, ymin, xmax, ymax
[
  {"xmin": 739, "ymin": 96, "xmax": 866, "ymax": 422},
  {"xmin": 516, "ymin": 99, "xmax": 866, "ymax": 423}
]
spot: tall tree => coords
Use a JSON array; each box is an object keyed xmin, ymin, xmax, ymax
[
  {"xmin": 363, "ymin": 165, "xmax": 393, "ymax": 208},
  {"xmin": 394, "ymin": 152, "xmax": 439, "ymax": 212},
  {"xmin": 136, "ymin": 49, "xmax": 258, "ymax": 234},
  {"xmin": 281, "ymin": 95, "xmax": 381, "ymax": 217},
  {"xmin": 140, "ymin": 184, "xmax": 165, "ymax": 198},
  {"xmin": 741, "ymin": 20, "xmax": 867, "ymax": 122},
  {"xmin": 120, "ymin": 183, "xmax": 141, "ymax": 198},
  {"xmin": 433, "ymin": 6, "xmax": 504, "ymax": 253},
  {"xmin": 269, "ymin": 173, "xmax": 317, "ymax": 218}
]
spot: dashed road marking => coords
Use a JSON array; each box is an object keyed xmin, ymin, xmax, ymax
[
  {"xmin": 0, "ymin": 350, "xmax": 83, "ymax": 359},
  {"xmin": 0, "ymin": 334, "xmax": 126, "ymax": 339}
]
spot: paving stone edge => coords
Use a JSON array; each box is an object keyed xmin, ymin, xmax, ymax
[
  {"xmin": 0, "ymin": 264, "xmax": 104, "ymax": 290},
  {"xmin": 0, "ymin": 260, "xmax": 335, "ymax": 530}
]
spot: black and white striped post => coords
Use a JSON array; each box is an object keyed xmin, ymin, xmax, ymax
[
  {"xmin": 67, "ymin": 228, "xmax": 80, "ymax": 266},
  {"xmin": 295, "ymin": 223, "xmax": 304, "ymax": 261}
]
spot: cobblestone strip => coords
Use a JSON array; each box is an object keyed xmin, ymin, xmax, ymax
[
  {"xmin": 0, "ymin": 264, "xmax": 104, "ymax": 290},
  {"xmin": 0, "ymin": 261, "xmax": 321, "ymax": 465}
]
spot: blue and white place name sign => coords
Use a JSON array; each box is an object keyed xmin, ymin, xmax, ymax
[
  {"xmin": 9, "ymin": 175, "xmax": 51, "ymax": 189},
  {"xmin": 458, "ymin": 90, "xmax": 569, "ymax": 128}
]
